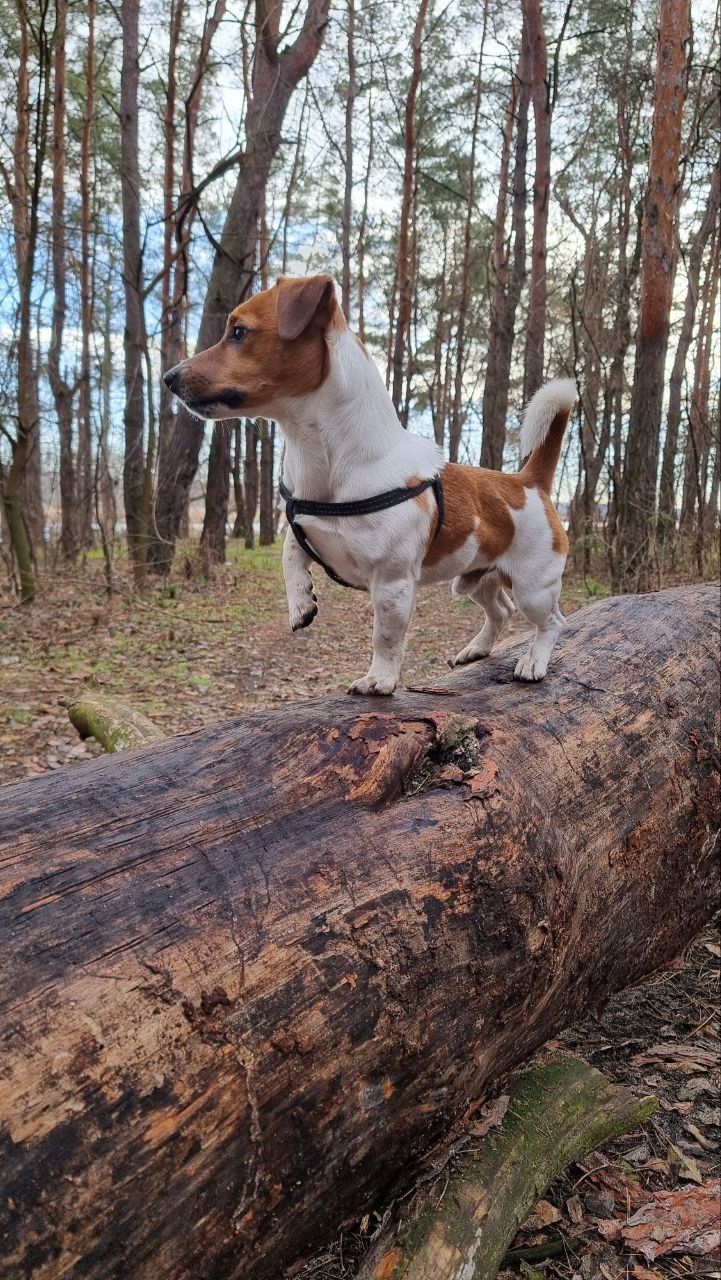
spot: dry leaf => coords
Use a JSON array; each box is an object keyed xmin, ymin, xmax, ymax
[
  {"xmin": 464, "ymin": 759, "xmax": 499, "ymax": 797},
  {"xmin": 667, "ymin": 1141, "xmax": 704, "ymax": 1185},
  {"xmin": 567, "ymin": 1194, "xmax": 584, "ymax": 1224},
  {"xmin": 597, "ymin": 1181, "xmax": 721, "ymax": 1261},
  {"xmin": 469, "ymin": 1092, "xmax": 510, "ymax": 1138},
  {"xmin": 522, "ymin": 1199, "xmax": 562, "ymax": 1232}
]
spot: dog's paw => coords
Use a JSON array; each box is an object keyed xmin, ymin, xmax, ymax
[
  {"xmin": 513, "ymin": 651, "xmax": 546, "ymax": 682},
  {"xmin": 449, "ymin": 641, "xmax": 491, "ymax": 668},
  {"xmin": 347, "ymin": 674, "xmax": 396, "ymax": 696},
  {"xmin": 289, "ymin": 591, "xmax": 318, "ymax": 632}
]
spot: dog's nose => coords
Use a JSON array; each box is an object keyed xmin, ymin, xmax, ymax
[{"xmin": 163, "ymin": 364, "xmax": 182, "ymax": 392}]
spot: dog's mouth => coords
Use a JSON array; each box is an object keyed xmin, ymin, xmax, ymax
[{"xmin": 179, "ymin": 388, "xmax": 247, "ymax": 416}]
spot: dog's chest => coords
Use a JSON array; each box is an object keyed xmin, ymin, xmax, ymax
[{"xmin": 293, "ymin": 503, "xmax": 428, "ymax": 588}]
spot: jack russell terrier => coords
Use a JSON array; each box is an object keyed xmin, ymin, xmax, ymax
[{"xmin": 164, "ymin": 274, "xmax": 576, "ymax": 696}]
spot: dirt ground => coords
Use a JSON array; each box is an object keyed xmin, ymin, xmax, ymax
[{"xmin": 1, "ymin": 544, "xmax": 719, "ymax": 1280}]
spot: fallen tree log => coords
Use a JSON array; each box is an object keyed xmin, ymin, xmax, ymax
[
  {"xmin": 0, "ymin": 583, "xmax": 718, "ymax": 1280},
  {"xmin": 357, "ymin": 1056, "xmax": 657, "ymax": 1280},
  {"xmin": 64, "ymin": 690, "xmax": 165, "ymax": 752}
]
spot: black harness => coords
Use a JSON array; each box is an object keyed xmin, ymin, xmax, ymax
[{"xmin": 279, "ymin": 474, "xmax": 445, "ymax": 592}]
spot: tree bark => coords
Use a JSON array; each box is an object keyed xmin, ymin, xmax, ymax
[
  {"xmin": 359, "ymin": 1059, "xmax": 656, "ymax": 1280},
  {"xmin": 76, "ymin": 0, "xmax": 95, "ymax": 551},
  {"xmin": 243, "ymin": 418, "xmax": 258, "ymax": 548},
  {"xmin": 480, "ymin": 52, "xmax": 530, "ymax": 470},
  {"xmin": 0, "ymin": 0, "xmax": 53, "ymax": 597},
  {"xmin": 258, "ymin": 420, "xmax": 275, "ymax": 544},
  {"xmin": 120, "ymin": 0, "xmax": 147, "ymax": 588},
  {"xmin": 231, "ymin": 421, "xmax": 246, "ymax": 538},
  {"xmin": 613, "ymin": 0, "xmax": 690, "ymax": 592},
  {"xmin": 199, "ymin": 423, "xmax": 232, "ymax": 565},
  {"xmin": 341, "ymin": 0, "xmax": 356, "ymax": 319},
  {"xmin": 151, "ymin": 0, "xmax": 331, "ymax": 572},
  {"xmin": 48, "ymin": 0, "xmax": 76, "ymax": 561},
  {"xmin": 152, "ymin": 0, "xmax": 226, "ymax": 566},
  {"xmin": 657, "ymin": 167, "xmax": 720, "ymax": 541},
  {"xmin": 0, "ymin": 584, "xmax": 718, "ymax": 1280},
  {"xmin": 391, "ymin": 0, "xmax": 431, "ymax": 421},
  {"xmin": 449, "ymin": 14, "xmax": 487, "ymax": 463},
  {"xmin": 522, "ymin": 0, "xmax": 551, "ymax": 403}
]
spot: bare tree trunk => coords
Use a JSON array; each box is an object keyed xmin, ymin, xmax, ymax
[
  {"xmin": 231, "ymin": 422, "xmax": 246, "ymax": 538},
  {"xmin": 157, "ymin": 0, "xmax": 184, "ymax": 509},
  {"xmin": 522, "ymin": 0, "xmax": 551, "ymax": 402},
  {"xmin": 680, "ymin": 226, "xmax": 719, "ymax": 551},
  {"xmin": 48, "ymin": 0, "xmax": 76, "ymax": 560},
  {"xmin": 258, "ymin": 421, "xmax": 275, "ymax": 544},
  {"xmin": 391, "ymin": 0, "xmax": 430, "ymax": 420},
  {"xmin": 480, "ymin": 52, "xmax": 529, "ymax": 470},
  {"xmin": 98, "ymin": 268, "xmax": 117, "ymax": 538},
  {"xmin": 244, "ymin": 419, "xmax": 259, "ymax": 549},
  {"xmin": 151, "ymin": 0, "xmax": 226, "ymax": 568},
  {"xmin": 657, "ymin": 165, "xmax": 720, "ymax": 541},
  {"xmin": 341, "ymin": 0, "xmax": 356, "ymax": 319},
  {"xmin": 357, "ymin": 91, "xmax": 373, "ymax": 344},
  {"xmin": 120, "ymin": 0, "xmax": 147, "ymax": 589},
  {"xmin": 449, "ymin": 10, "xmax": 487, "ymax": 462},
  {"xmin": 199, "ymin": 424, "xmax": 231, "ymax": 564},
  {"xmin": 152, "ymin": 0, "xmax": 331, "ymax": 573},
  {"xmin": 613, "ymin": 0, "xmax": 690, "ymax": 592},
  {"xmin": 76, "ymin": 0, "xmax": 95, "ymax": 551},
  {"xmin": 0, "ymin": 586, "xmax": 718, "ymax": 1280},
  {"xmin": 0, "ymin": 0, "xmax": 53, "ymax": 598}
]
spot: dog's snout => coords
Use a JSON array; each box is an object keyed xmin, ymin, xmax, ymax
[{"xmin": 163, "ymin": 363, "xmax": 182, "ymax": 392}]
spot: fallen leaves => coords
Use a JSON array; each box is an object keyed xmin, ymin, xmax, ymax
[
  {"xmin": 630, "ymin": 1043, "xmax": 718, "ymax": 1072},
  {"xmin": 522, "ymin": 1200, "xmax": 562, "ymax": 1232},
  {"xmin": 596, "ymin": 1181, "xmax": 721, "ymax": 1261}
]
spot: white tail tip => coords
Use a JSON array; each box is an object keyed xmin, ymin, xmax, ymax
[{"xmin": 520, "ymin": 378, "xmax": 577, "ymax": 459}]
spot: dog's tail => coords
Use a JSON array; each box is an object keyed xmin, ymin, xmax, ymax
[{"xmin": 519, "ymin": 378, "xmax": 576, "ymax": 493}]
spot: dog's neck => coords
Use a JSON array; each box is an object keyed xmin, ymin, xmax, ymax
[{"xmin": 276, "ymin": 328, "xmax": 408, "ymax": 498}]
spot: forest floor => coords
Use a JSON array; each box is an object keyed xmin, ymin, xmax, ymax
[{"xmin": 1, "ymin": 540, "xmax": 719, "ymax": 1280}]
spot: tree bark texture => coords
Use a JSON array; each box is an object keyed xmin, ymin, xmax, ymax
[
  {"xmin": 359, "ymin": 1058, "xmax": 657, "ymax": 1280},
  {"xmin": 243, "ymin": 418, "xmax": 258, "ymax": 548},
  {"xmin": 0, "ymin": 585, "xmax": 718, "ymax": 1280},
  {"xmin": 657, "ymin": 167, "xmax": 720, "ymax": 541},
  {"xmin": 151, "ymin": 0, "xmax": 331, "ymax": 572},
  {"xmin": 391, "ymin": 0, "xmax": 430, "ymax": 422},
  {"xmin": 76, "ymin": 0, "xmax": 96, "ymax": 551},
  {"xmin": 48, "ymin": 0, "xmax": 76, "ymax": 561},
  {"xmin": 120, "ymin": 0, "xmax": 147, "ymax": 583},
  {"xmin": 522, "ymin": 0, "xmax": 551, "ymax": 403},
  {"xmin": 480, "ymin": 53, "xmax": 529, "ymax": 470},
  {"xmin": 614, "ymin": 0, "xmax": 690, "ymax": 592}
]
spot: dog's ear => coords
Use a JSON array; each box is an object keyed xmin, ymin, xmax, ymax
[{"xmin": 276, "ymin": 275, "xmax": 337, "ymax": 342}]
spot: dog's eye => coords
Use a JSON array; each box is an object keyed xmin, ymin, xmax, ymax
[{"xmin": 230, "ymin": 325, "xmax": 247, "ymax": 343}]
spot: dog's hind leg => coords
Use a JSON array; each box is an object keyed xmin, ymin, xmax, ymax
[
  {"xmin": 283, "ymin": 526, "xmax": 318, "ymax": 631},
  {"xmin": 512, "ymin": 576, "xmax": 565, "ymax": 681},
  {"xmin": 450, "ymin": 571, "xmax": 515, "ymax": 667}
]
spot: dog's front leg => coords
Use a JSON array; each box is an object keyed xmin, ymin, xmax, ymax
[
  {"xmin": 348, "ymin": 576, "xmax": 416, "ymax": 696},
  {"xmin": 283, "ymin": 527, "xmax": 318, "ymax": 631}
]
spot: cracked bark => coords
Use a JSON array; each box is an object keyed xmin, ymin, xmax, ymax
[{"xmin": 0, "ymin": 584, "xmax": 719, "ymax": 1280}]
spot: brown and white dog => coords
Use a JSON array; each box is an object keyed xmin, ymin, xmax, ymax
[{"xmin": 164, "ymin": 274, "xmax": 576, "ymax": 695}]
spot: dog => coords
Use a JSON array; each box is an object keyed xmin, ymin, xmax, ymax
[{"xmin": 164, "ymin": 274, "xmax": 575, "ymax": 696}]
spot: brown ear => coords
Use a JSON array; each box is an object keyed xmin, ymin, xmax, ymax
[{"xmin": 276, "ymin": 276, "xmax": 337, "ymax": 342}]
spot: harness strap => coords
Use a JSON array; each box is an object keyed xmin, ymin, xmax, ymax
[{"xmin": 280, "ymin": 474, "xmax": 445, "ymax": 592}]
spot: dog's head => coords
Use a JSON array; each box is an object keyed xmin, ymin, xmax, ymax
[{"xmin": 163, "ymin": 274, "xmax": 342, "ymax": 419}]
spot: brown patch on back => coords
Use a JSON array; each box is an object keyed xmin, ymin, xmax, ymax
[
  {"xmin": 406, "ymin": 475, "xmax": 431, "ymax": 513},
  {"xmin": 174, "ymin": 277, "xmax": 342, "ymax": 412},
  {"xmin": 542, "ymin": 492, "xmax": 569, "ymax": 555},
  {"xmin": 423, "ymin": 464, "xmax": 526, "ymax": 569}
]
